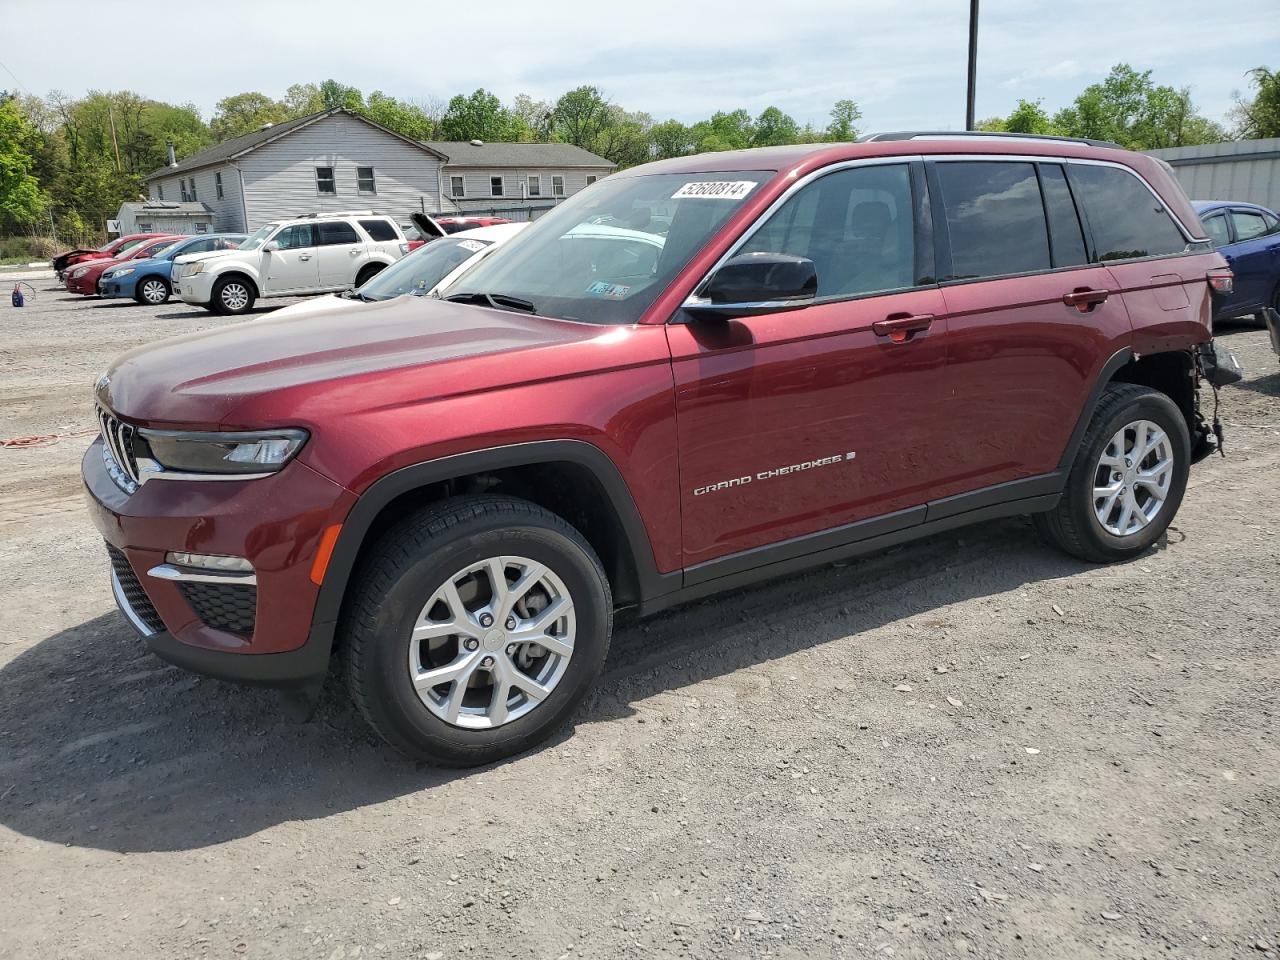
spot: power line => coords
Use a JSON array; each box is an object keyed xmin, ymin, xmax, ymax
[{"xmin": 0, "ymin": 57, "xmax": 32, "ymax": 97}]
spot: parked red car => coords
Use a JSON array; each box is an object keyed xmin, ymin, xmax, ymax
[
  {"xmin": 53, "ymin": 233, "xmax": 174, "ymax": 279},
  {"xmin": 65, "ymin": 235, "xmax": 181, "ymax": 295},
  {"xmin": 86, "ymin": 132, "xmax": 1232, "ymax": 765},
  {"xmin": 435, "ymin": 216, "xmax": 513, "ymax": 234}
]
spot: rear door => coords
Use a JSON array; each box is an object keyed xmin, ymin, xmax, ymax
[
  {"xmin": 315, "ymin": 220, "xmax": 365, "ymax": 288},
  {"xmin": 668, "ymin": 160, "xmax": 950, "ymax": 570},
  {"xmin": 1224, "ymin": 208, "xmax": 1279, "ymax": 313},
  {"xmin": 927, "ymin": 158, "xmax": 1133, "ymax": 496},
  {"xmin": 264, "ymin": 223, "xmax": 319, "ymax": 293}
]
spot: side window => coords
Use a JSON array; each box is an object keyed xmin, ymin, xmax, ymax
[
  {"xmin": 739, "ymin": 163, "xmax": 918, "ymax": 298},
  {"xmin": 274, "ymin": 224, "xmax": 315, "ymax": 250},
  {"xmin": 1038, "ymin": 164, "xmax": 1088, "ymax": 268},
  {"xmin": 935, "ymin": 161, "xmax": 1051, "ymax": 279},
  {"xmin": 1069, "ymin": 164, "xmax": 1187, "ymax": 261},
  {"xmin": 184, "ymin": 238, "xmax": 213, "ymax": 254},
  {"xmin": 1202, "ymin": 213, "xmax": 1231, "ymax": 247},
  {"xmin": 451, "ymin": 175, "xmax": 465, "ymax": 198},
  {"xmin": 1230, "ymin": 210, "xmax": 1269, "ymax": 242},
  {"xmin": 215, "ymin": 172, "xmax": 224, "ymax": 200},
  {"xmin": 490, "ymin": 176, "xmax": 504, "ymax": 198},
  {"xmin": 317, "ymin": 221, "xmax": 360, "ymax": 246},
  {"xmin": 1265, "ymin": 211, "xmax": 1280, "ymax": 234},
  {"xmin": 359, "ymin": 219, "xmax": 398, "ymax": 242},
  {"xmin": 357, "ymin": 166, "xmax": 376, "ymax": 194},
  {"xmin": 315, "ymin": 166, "xmax": 336, "ymax": 195},
  {"xmin": 552, "ymin": 175, "xmax": 565, "ymax": 196}
]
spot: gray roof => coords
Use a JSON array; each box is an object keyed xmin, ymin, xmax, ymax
[
  {"xmin": 423, "ymin": 141, "xmax": 615, "ymax": 168},
  {"xmin": 118, "ymin": 201, "xmax": 213, "ymax": 216},
  {"xmin": 144, "ymin": 109, "xmax": 447, "ymax": 180}
]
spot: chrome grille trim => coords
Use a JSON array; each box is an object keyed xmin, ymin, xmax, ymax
[{"xmin": 97, "ymin": 404, "xmax": 140, "ymax": 493}]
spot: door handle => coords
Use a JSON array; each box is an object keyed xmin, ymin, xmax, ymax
[
  {"xmin": 298, "ymin": 254, "xmax": 312, "ymax": 261},
  {"xmin": 1062, "ymin": 287, "xmax": 1109, "ymax": 312},
  {"xmin": 872, "ymin": 313, "xmax": 934, "ymax": 343},
  {"xmin": 349, "ymin": 249, "xmax": 361, "ymax": 256}
]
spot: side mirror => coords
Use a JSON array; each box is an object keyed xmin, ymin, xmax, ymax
[
  {"xmin": 684, "ymin": 252, "xmax": 817, "ymax": 319},
  {"xmin": 262, "ymin": 241, "xmax": 279, "ymax": 252}
]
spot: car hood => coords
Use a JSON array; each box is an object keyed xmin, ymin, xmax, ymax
[
  {"xmin": 99, "ymin": 297, "xmax": 620, "ymax": 428},
  {"xmin": 173, "ymin": 249, "xmax": 246, "ymax": 266}
]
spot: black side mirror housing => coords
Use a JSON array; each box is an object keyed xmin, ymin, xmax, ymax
[{"xmin": 685, "ymin": 252, "xmax": 817, "ymax": 319}]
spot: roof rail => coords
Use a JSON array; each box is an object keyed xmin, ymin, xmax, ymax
[
  {"xmin": 296, "ymin": 209, "xmax": 382, "ymax": 219},
  {"xmin": 859, "ymin": 131, "xmax": 1124, "ymax": 150}
]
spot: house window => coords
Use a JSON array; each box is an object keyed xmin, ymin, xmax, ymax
[
  {"xmin": 157, "ymin": 184, "xmax": 164, "ymax": 200},
  {"xmin": 316, "ymin": 166, "xmax": 336, "ymax": 195},
  {"xmin": 195, "ymin": 222, "xmax": 209, "ymax": 234},
  {"xmin": 215, "ymin": 172, "xmax": 224, "ymax": 200},
  {"xmin": 450, "ymin": 175, "xmax": 465, "ymax": 198},
  {"xmin": 552, "ymin": 175, "xmax": 565, "ymax": 196},
  {"xmin": 357, "ymin": 166, "xmax": 376, "ymax": 194},
  {"xmin": 138, "ymin": 222, "xmax": 153, "ymax": 232},
  {"xmin": 527, "ymin": 175, "xmax": 541, "ymax": 198},
  {"xmin": 585, "ymin": 175, "xmax": 597, "ymax": 186},
  {"xmin": 490, "ymin": 176, "xmax": 504, "ymax": 198},
  {"xmin": 179, "ymin": 180, "xmax": 189, "ymax": 202},
  {"xmin": 188, "ymin": 177, "xmax": 197, "ymax": 201}
]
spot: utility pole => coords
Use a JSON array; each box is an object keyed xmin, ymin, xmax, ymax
[
  {"xmin": 965, "ymin": 0, "xmax": 979, "ymax": 130},
  {"xmin": 106, "ymin": 104, "xmax": 120, "ymax": 172}
]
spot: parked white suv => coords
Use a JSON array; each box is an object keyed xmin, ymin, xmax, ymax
[{"xmin": 173, "ymin": 211, "xmax": 409, "ymax": 314}]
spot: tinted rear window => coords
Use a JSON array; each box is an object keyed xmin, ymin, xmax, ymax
[
  {"xmin": 1069, "ymin": 164, "xmax": 1187, "ymax": 262},
  {"xmin": 318, "ymin": 221, "xmax": 360, "ymax": 246},
  {"xmin": 359, "ymin": 219, "xmax": 398, "ymax": 241},
  {"xmin": 936, "ymin": 161, "xmax": 1051, "ymax": 280}
]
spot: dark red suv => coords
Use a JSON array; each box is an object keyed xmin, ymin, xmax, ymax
[{"xmin": 84, "ymin": 133, "xmax": 1231, "ymax": 765}]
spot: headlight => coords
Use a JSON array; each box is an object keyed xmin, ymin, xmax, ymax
[
  {"xmin": 182, "ymin": 261, "xmax": 204, "ymax": 277},
  {"xmin": 112, "ymin": 267, "xmax": 136, "ymax": 278},
  {"xmin": 72, "ymin": 266, "xmax": 89, "ymax": 278},
  {"xmin": 136, "ymin": 428, "xmax": 308, "ymax": 477}
]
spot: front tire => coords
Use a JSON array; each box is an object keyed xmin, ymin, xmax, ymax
[
  {"xmin": 135, "ymin": 277, "xmax": 171, "ymax": 305},
  {"xmin": 342, "ymin": 496, "xmax": 613, "ymax": 766},
  {"xmin": 1035, "ymin": 383, "xmax": 1190, "ymax": 563},
  {"xmin": 354, "ymin": 263, "xmax": 385, "ymax": 288},
  {"xmin": 212, "ymin": 276, "xmax": 255, "ymax": 315}
]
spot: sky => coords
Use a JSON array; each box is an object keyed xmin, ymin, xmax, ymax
[{"xmin": 2, "ymin": 0, "xmax": 1277, "ymax": 132}]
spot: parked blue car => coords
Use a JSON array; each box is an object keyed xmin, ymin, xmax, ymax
[
  {"xmin": 99, "ymin": 233, "xmax": 246, "ymax": 304},
  {"xmin": 1193, "ymin": 201, "xmax": 1280, "ymax": 321}
]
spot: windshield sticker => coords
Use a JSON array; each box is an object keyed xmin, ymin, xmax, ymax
[
  {"xmin": 457, "ymin": 240, "xmax": 486, "ymax": 252},
  {"xmin": 671, "ymin": 180, "xmax": 757, "ymax": 201},
  {"xmin": 586, "ymin": 280, "xmax": 631, "ymax": 300}
]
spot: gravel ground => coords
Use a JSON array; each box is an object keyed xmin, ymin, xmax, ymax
[{"xmin": 1, "ymin": 284, "xmax": 1278, "ymax": 960}]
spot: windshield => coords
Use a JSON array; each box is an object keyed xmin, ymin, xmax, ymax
[
  {"xmin": 358, "ymin": 236, "xmax": 492, "ymax": 300},
  {"xmin": 114, "ymin": 237, "xmax": 148, "ymax": 255},
  {"xmin": 446, "ymin": 171, "xmax": 770, "ymax": 324},
  {"xmin": 237, "ymin": 223, "xmax": 279, "ymax": 252}
]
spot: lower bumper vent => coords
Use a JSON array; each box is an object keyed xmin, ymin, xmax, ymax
[
  {"xmin": 106, "ymin": 544, "xmax": 164, "ymax": 634},
  {"xmin": 179, "ymin": 581, "xmax": 257, "ymax": 637}
]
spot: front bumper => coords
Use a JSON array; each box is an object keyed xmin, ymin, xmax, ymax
[
  {"xmin": 83, "ymin": 439, "xmax": 356, "ymax": 687},
  {"xmin": 100, "ymin": 276, "xmax": 139, "ymax": 299},
  {"xmin": 65, "ymin": 273, "xmax": 100, "ymax": 295},
  {"xmin": 176, "ymin": 271, "xmax": 216, "ymax": 305}
]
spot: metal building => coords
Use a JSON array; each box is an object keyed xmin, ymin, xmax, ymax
[{"xmin": 1147, "ymin": 137, "xmax": 1280, "ymax": 212}]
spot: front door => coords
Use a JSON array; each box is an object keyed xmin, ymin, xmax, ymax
[
  {"xmin": 1223, "ymin": 208, "xmax": 1280, "ymax": 313},
  {"xmin": 264, "ymin": 223, "xmax": 319, "ymax": 293},
  {"xmin": 668, "ymin": 161, "xmax": 949, "ymax": 572}
]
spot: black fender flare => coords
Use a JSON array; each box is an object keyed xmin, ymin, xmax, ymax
[{"xmin": 309, "ymin": 439, "xmax": 674, "ymax": 634}]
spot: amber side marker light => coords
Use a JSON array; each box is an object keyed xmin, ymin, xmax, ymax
[{"xmin": 310, "ymin": 524, "xmax": 343, "ymax": 585}]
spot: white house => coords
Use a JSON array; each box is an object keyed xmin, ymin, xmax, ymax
[
  {"xmin": 144, "ymin": 109, "xmax": 617, "ymax": 232},
  {"xmin": 114, "ymin": 201, "xmax": 215, "ymax": 236}
]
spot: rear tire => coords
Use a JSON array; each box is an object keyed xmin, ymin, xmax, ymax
[
  {"xmin": 354, "ymin": 263, "xmax": 385, "ymax": 288},
  {"xmin": 211, "ymin": 276, "xmax": 255, "ymax": 315},
  {"xmin": 342, "ymin": 495, "xmax": 612, "ymax": 766},
  {"xmin": 1034, "ymin": 383, "xmax": 1189, "ymax": 563},
  {"xmin": 135, "ymin": 277, "xmax": 171, "ymax": 305}
]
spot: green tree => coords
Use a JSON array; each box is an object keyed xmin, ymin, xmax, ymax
[
  {"xmin": 1003, "ymin": 98, "xmax": 1057, "ymax": 135},
  {"xmin": 510, "ymin": 94, "xmax": 552, "ymax": 141},
  {"xmin": 691, "ymin": 109, "xmax": 755, "ymax": 152},
  {"xmin": 282, "ymin": 83, "xmax": 323, "ymax": 117},
  {"xmin": 549, "ymin": 86, "xmax": 614, "ymax": 149},
  {"xmin": 650, "ymin": 119, "xmax": 696, "ymax": 159},
  {"xmin": 439, "ymin": 89, "xmax": 521, "ymax": 142},
  {"xmin": 0, "ymin": 96, "xmax": 48, "ymax": 228},
  {"xmin": 319, "ymin": 80, "xmax": 363, "ymax": 112},
  {"xmin": 1052, "ymin": 64, "xmax": 1224, "ymax": 149},
  {"xmin": 210, "ymin": 91, "xmax": 288, "ymax": 141},
  {"xmin": 363, "ymin": 91, "xmax": 435, "ymax": 140},
  {"xmin": 752, "ymin": 106, "xmax": 800, "ymax": 146},
  {"xmin": 825, "ymin": 99, "xmax": 862, "ymax": 141},
  {"xmin": 1230, "ymin": 67, "xmax": 1280, "ymax": 138}
]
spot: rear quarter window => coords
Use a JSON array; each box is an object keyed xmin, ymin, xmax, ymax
[
  {"xmin": 359, "ymin": 219, "xmax": 399, "ymax": 242},
  {"xmin": 1069, "ymin": 164, "xmax": 1187, "ymax": 262}
]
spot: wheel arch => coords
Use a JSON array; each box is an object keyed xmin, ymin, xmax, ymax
[
  {"xmin": 1058, "ymin": 347, "xmax": 1200, "ymax": 470},
  {"xmin": 311, "ymin": 440, "xmax": 671, "ymax": 639},
  {"xmin": 212, "ymin": 269, "xmax": 260, "ymax": 299}
]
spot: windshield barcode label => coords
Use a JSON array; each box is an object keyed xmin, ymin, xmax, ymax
[{"xmin": 672, "ymin": 181, "xmax": 757, "ymax": 201}]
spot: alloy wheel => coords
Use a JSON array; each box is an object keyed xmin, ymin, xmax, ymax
[
  {"xmin": 1092, "ymin": 419, "xmax": 1174, "ymax": 537},
  {"xmin": 408, "ymin": 556, "xmax": 576, "ymax": 729},
  {"xmin": 220, "ymin": 283, "xmax": 250, "ymax": 311}
]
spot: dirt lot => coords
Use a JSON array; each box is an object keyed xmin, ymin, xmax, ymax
[{"xmin": 1, "ymin": 282, "xmax": 1278, "ymax": 960}]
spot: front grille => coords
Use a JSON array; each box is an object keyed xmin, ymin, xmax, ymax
[
  {"xmin": 97, "ymin": 404, "xmax": 140, "ymax": 493},
  {"xmin": 106, "ymin": 544, "xmax": 165, "ymax": 633},
  {"xmin": 179, "ymin": 581, "xmax": 257, "ymax": 637}
]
